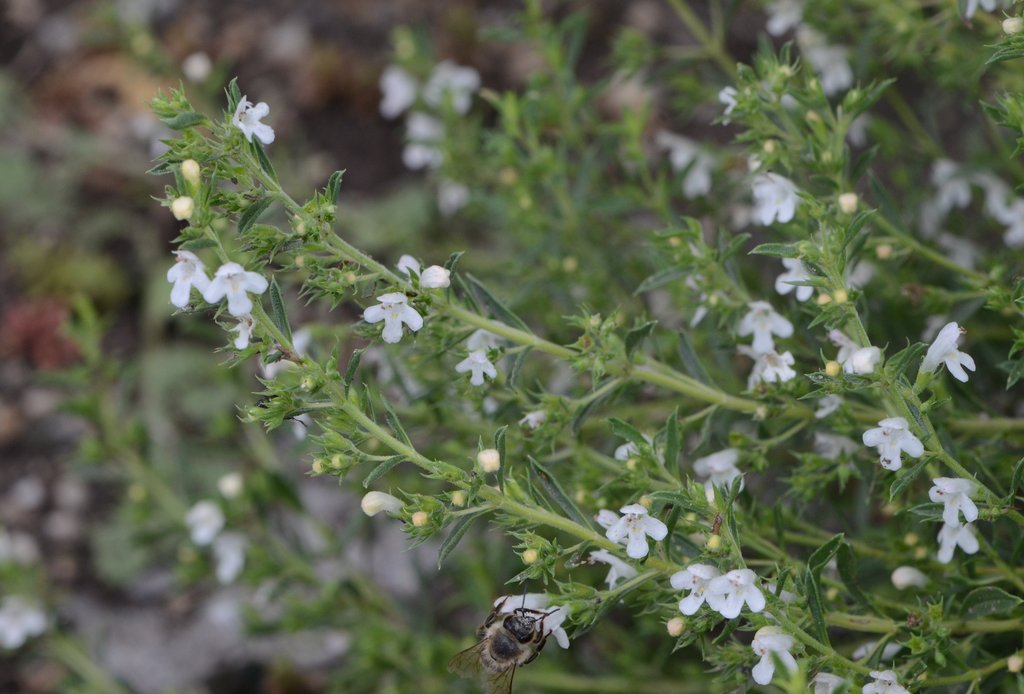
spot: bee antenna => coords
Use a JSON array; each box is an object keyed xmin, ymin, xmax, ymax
[{"xmin": 520, "ymin": 582, "xmax": 528, "ymax": 609}]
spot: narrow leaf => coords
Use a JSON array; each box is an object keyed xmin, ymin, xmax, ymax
[
  {"xmin": 527, "ymin": 457, "xmax": 592, "ymax": 530},
  {"xmin": 465, "ymin": 274, "xmax": 529, "ymax": 331},
  {"xmin": 268, "ymin": 277, "xmax": 293, "ymax": 344},
  {"xmin": 344, "ymin": 348, "xmax": 365, "ymax": 391},
  {"xmin": 239, "ymin": 197, "xmax": 274, "ymax": 235},
  {"xmin": 749, "ymin": 242, "xmax": 799, "ymax": 257},
  {"xmin": 325, "ymin": 170, "xmax": 346, "ymax": 203},
  {"xmin": 889, "ymin": 457, "xmax": 928, "ymax": 501},
  {"xmin": 624, "ymin": 320, "xmax": 657, "ymax": 357},
  {"xmin": 961, "ymin": 587, "xmax": 1023, "ymax": 618},
  {"xmin": 437, "ymin": 511, "xmax": 488, "ymax": 568},
  {"xmin": 362, "ymin": 456, "xmax": 405, "ymax": 487},
  {"xmin": 677, "ymin": 330, "xmax": 713, "ymax": 385},
  {"xmin": 160, "ymin": 111, "xmax": 209, "ymax": 130},
  {"xmin": 494, "ymin": 426, "xmax": 508, "ymax": 492}
]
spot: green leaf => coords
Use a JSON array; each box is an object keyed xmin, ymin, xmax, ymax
[
  {"xmin": 226, "ymin": 78, "xmax": 242, "ymax": 112},
  {"xmin": 624, "ymin": 320, "xmax": 657, "ymax": 357},
  {"xmin": 464, "ymin": 274, "xmax": 529, "ymax": 331},
  {"xmin": 344, "ymin": 348, "xmax": 364, "ymax": 391},
  {"xmin": 437, "ymin": 511, "xmax": 488, "ymax": 568},
  {"xmin": 645, "ymin": 490, "xmax": 705, "ymax": 514},
  {"xmin": 808, "ymin": 533, "xmax": 845, "ymax": 573},
  {"xmin": 961, "ymin": 587, "xmax": 1023, "ymax": 618},
  {"xmin": 494, "ymin": 425, "xmax": 508, "ymax": 492},
  {"xmin": 749, "ymin": 242, "xmax": 800, "ymax": 258},
  {"xmin": 238, "ymin": 197, "xmax": 274, "ymax": 235},
  {"xmin": 608, "ymin": 418, "xmax": 648, "ymax": 452},
  {"xmin": 178, "ymin": 238, "xmax": 217, "ymax": 250},
  {"xmin": 160, "ymin": 111, "xmax": 209, "ymax": 130},
  {"xmin": 836, "ymin": 542, "xmax": 870, "ymax": 607},
  {"xmin": 570, "ymin": 379, "xmax": 619, "ymax": 435},
  {"xmin": 677, "ymin": 330, "xmax": 713, "ymax": 385},
  {"xmin": 362, "ymin": 456, "xmax": 405, "ymax": 487},
  {"xmin": 803, "ymin": 567, "xmax": 829, "ymax": 644},
  {"xmin": 268, "ymin": 277, "xmax": 293, "ymax": 344},
  {"xmin": 380, "ymin": 396, "xmax": 411, "ymax": 445},
  {"xmin": 719, "ymin": 233, "xmax": 751, "ymax": 260},
  {"xmin": 889, "ymin": 457, "xmax": 929, "ymax": 501},
  {"xmin": 664, "ymin": 407, "xmax": 680, "ymax": 476},
  {"xmin": 325, "ymin": 169, "xmax": 346, "ymax": 203},
  {"xmin": 885, "ymin": 341, "xmax": 927, "ymax": 382},
  {"xmin": 252, "ymin": 141, "xmax": 278, "ymax": 181},
  {"xmin": 527, "ymin": 457, "xmax": 593, "ymax": 530},
  {"xmin": 508, "ymin": 348, "xmax": 532, "ymax": 387},
  {"xmin": 1009, "ymin": 457, "xmax": 1024, "ymax": 503},
  {"xmin": 635, "ymin": 266, "xmax": 687, "ymax": 294}
]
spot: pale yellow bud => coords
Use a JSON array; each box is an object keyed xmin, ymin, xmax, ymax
[
  {"xmin": 875, "ymin": 243, "xmax": 893, "ymax": 260},
  {"xmin": 666, "ymin": 617, "xmax": 686, "ymax": 637},
  {"xmin": 294, "ymin": 255, "xmax": 306, "ymax": 268},
  {"xmin": 805, "ymin": 110, "xmax": 822, "ymax": 124},
  {"xmin": 826, "ymin": 587, "xmax": 839, "ymax": 601},
  {"xmin": 450, "ymin": 491, "xmax": 467, "ymax": 507},
  {"xmin": 817, "ymin": 293, "xmax": 832, "ymax": 305},
  {"xmin": 171, "ymin": 196, "xmax": 194, "ymax": 221},
  {"xmin": 763, "ymin": 139, "xmax": 776, "ymax": 154},
  {"xmin": 903, "ymin": 532, "xmax": 919, "ymax": 546},
  {"xmin": 217, "ymin": 472, "xmax": 243, "ymax": 499},
  {"xmin": 914, "ymin": 546, "xmax": 928, "ymax": 560},
  {"xmin": 330, "ymin": 454, "xmax": 343, "ymax": 468},
  {"xmin": 498, "ymin": 167, "xmax": 518, "ymax": 185},
  {"xmin": 181, "ymin": 159, "xmax": 201, "ymax": 188},
  {"xmin": 1008, "ymin": 654, "xmax": 1023, "ymax": 673},
  {"xmin": 684, "ymin": 512, "xmax": 697, "ymax": 522},
  {"xmin": 522, "ymin": 548, "xmax": 539, "ymax": 564},
  {"xmin": 825, "ymin": 360, "xmax": 841, "ymax": 377},
  {"xmin": 127, "ymin": 483, "xmax": 147, "ymax": 503},
  {"xmin": 311, "ymin": 459, "xmax": 327, "ymax": 474},
  {"xmin": 639, "ymin": 495, "xmax": 651, "ymax": 509},
  {"xmin": 838, "ymin": 192, "xmax": 858, "ymax": 214},
  {"xmin": 477, "ymin": 448, "xmax": 501, "ymax": 473},
  {"xmin": 411, "ymin": 511, "xmax": 429, "ymax": 527},
  {"xmin": 668, "ymin": 236, "xmax": 682, "ymax": 247},
  {"xmin": 626, "ymin": 458, "xmax": 638, "ymax": 471},
  {"xmin": 706, "ymin": 534, "xmax": 722, "ymax": 551},
  {"xmin": 562, "ymin": 256, "xmax": 578, "ymax": 273},
  {"xmin": 833, "ymin": 289, "xmax": 849, "ymax": 304},
  {"xmin": 1003, "ymin": 17, "xmax": 1024, "ymax": 34}
]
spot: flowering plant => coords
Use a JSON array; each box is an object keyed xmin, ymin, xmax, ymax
[{"xmin": 10, "ymin": 1, "xmax": 1024, "ymax": 691}]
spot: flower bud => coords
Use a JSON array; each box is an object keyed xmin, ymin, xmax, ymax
[
  {"xmin": 181, "ymin": 159, "xmax": 201, "ymax": 188},
  {"xmin": 217, "ymin": 472, "xmax": 243, "ymax": 499},
  {"xmin": 833, "ymin": 289, "xmax": 849, "ymax": 304},
  {"xmin": 903, "ymin": 532, "xmax": 919, "ymax": 546},
  {"xmin": 311, "ymin": 458, "xmax": 327, "ymax": 474},
  {"xmin": 1003, "ymin": 17, "xmax": 1024, "ymax": 34},
  {"xmin": 477, "ymin": 448, "xmax": 501, "ymax": 473},
  {"xmin": 838, "ymin": 192, "xmax": 858, "ymax": 214},
  {"xmin": 666, "ymin": 617, "xmax": 685, "ymax": 636},
  {"xmin": 817, "ymin": 293, "xmax": 832, "ymax": 305},
  {"xmin": 706, "ymin": 534, "xmax": 722, "ymax": 551},
  {"xmin": 361, "ymin": 491, "xmax": 403, "ymax": 517},
  {"xmin": 411, "ymin": 511, "xmax": 429, "ymax": 527},
  {"xmin": 171, "ymin": 196, "xmax": 195, "ymax": 221},
  {"xmin": 891, "ymin": 566, "xmax": 928, "ymax": 590},
  {"xmin": 875, "ymin": 243, "xmax": 893, "ymax": 260},
  {"xmin": 450, "ymin": 490, "xmax": 467, "ymax": 507},
  {"xmin": 562, "ymin": 256, "xmax": 578, "ymax": 273},
  {"xmin": 522, "ymin": 548, "xmax": 539, "ymax": 564},
  {"xmin": 1008, "ymin": 654, "xmax": 1023, "ymax": 673},
  {"xmin": 420, "ymin": 265, "xmax": 451, "ymax": 289},
  {"xmin": 825, "ymin": 360, "xmax": 841, "ymax": 377}
]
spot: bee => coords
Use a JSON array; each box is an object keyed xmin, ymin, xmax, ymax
[{"xmin": 447, "ymin": 596, "xmax": 556, "ymax": 693}]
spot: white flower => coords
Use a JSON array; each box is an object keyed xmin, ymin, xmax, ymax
[
  {"xmin": 693, "ymin": 449, "xmax": 742, "ymax": 501},
  {"xmin": 397, "ymin": 254, "xmax": 421, "ymax": 275},
  {"xmin": 740, "ymin": 346, "xmax": 797, "ymax": 389},
  {"xmin": 403, "ymin": 112, "xmax": 444, "ymax": 170},
  {"xmin": 813, "ymin": 672, "xmax": 848, "ymax": 694},
  {"xmin": 363, "ymin": 292, "xmax": 424, "ymax": 344},
  {"xmin": 494, "ymin": 594, "xmax": 569, "ymax": 649},
  {"xmin": 589, "ymin": 550, "xmax": 639, "ymax": 589},
  {"xmin": 964, "ymin": 0, "xmax": 1003, "ymax": 19},
  {"xmin": 232, "ymin": 96, "xmax": 275, "ymax": 145},
  {"xmin": 670, "ymin": 564, "xmax": 722, "ymax": 615},
  {"xmin": 814, "ymin": 432, "xmax": 859, "ymax": 460},
  {"xmin": 212, "ymin": 531, "xmax": 247, "ymax": 584},
  {"xmin": 845, "ymin": 346, "xmax": 882, "ymax": 375},
  {"xmin": 655, "ymin": 131, "xmax": 715, "ymax": 198},
  {"xmin": 420, "ymin": 265, "xmax": 451, "ymax": 289},
  {"xmin": 797, "ymin": 27, "xmax": 853, "ymax": 95},
  {"xmin": 0, "ymin": 529, "xmax": 39, "ymax": 566},
  {"xmin": 519, "ymin": 410, "xmax": 547, "ymax": 429},
  {"xmin": 615, "ymin": 442, "xmax": 640, "ymax": 461},
  {"xmin": 185, "ymin": 500, "xmax": 224, "ymax": 546},
  {"xmin": 379, "ymin": 65, "xmax": 418, "ymax": 119},
  {"xmin": 854, "ymin": 642, "xmax": 904, "ymax": 661},
  {"xmin": 752, "ymin": 173, "xmax": 799, "ymax": 225},
  {"xmin": 829, "ymin": 330, "xmax": 858, "ymax": 366},
  {"xmin": 862, "ymin": 417, "xmax": 923, "ymax": 471},
  {"xmin": 361, "ymin": 491, "xmax": 403, "ymax": 517},
  {"xmin": 230, "ymin": 313, "xmax": 255, "ymax": 349},
  {"xmin": 467, "ymin": 329, "xmax": 503, "ymax": 352},
  {"xmin": 438, "ymin": 180, "xmax": 470, "ymax": 216},
  {"xmin": 931, "ymin": 159, "xmax": 971, "ymax": 214},
  {"xmin": 766, "ymin": 0, "xmax": 803, "ymax": 35},
  {"xmin": 718, "ymin": 86, "xmax": 738, "ymax": 122},
  {"xmin": 774, "ymin": 258, "xmax": 813, "ymax": 302},
  {"xmin": 751, "ymin": 626, "xmax": 798, "ymax": 685},
  {"xmin": 705, "ymin": 568, "xmax": 765, "ymax": 618},
  {"xmin": 167, "ymin": 250, "xmax": 210, "ymax": 308},
  {"xmin": 0, "ymin": 597, "xmax": 46, "ymax": 650},
  {"xmin": 217, "ymin": 472, "xmax": 244, "ymax": 499},
  {"xmin": 863, "ymin": 670, "xmax": 910, "ymax": 694},
  {"xmin": 928, "ymin": 477, "xmax": 979, "ymax": 526},
  {"xmin": 737, "ymin": 301, "xmax": 793, "ymax": 354},
  {"xmin": 202, "ymin": 262, "xmax": 269, "ymax": 317},
  {"xmin": 423, "ymin": 60, "xmax": 480, "ymax": 115},
  {"xmin": 602, "ymin": 503, "xmax": 668, "ymax": 559},
  {"xmin": 921, "ymin": 322, "xmax": 975, "ymax": 383},
  {"xmin": 890, "ymin": 566, "xmax": 929, "ymax": 590},
  {"xmin": 815, "ymin": 395, "xmax": 843, "ymax": 419},
  {"xmin": 937, "ymin": 521, "xmax": 979, "ymax": 564},
  {"xmin": 455, "ymin": 350, "xmax": 497, "ymax": 386}
]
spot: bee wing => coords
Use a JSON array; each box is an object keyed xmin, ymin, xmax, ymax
[
  {"xmin": 447, "ymin": 640, "xmax": 488, "ymax": 680},
  {"xmin": 483, "ymin": 663, "xmax": 516, "ymax": 694}
]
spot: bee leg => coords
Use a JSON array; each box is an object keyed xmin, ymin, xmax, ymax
[{"xmin": 523, "ymin": 650, "xmax": 541, "ymax": 665}]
